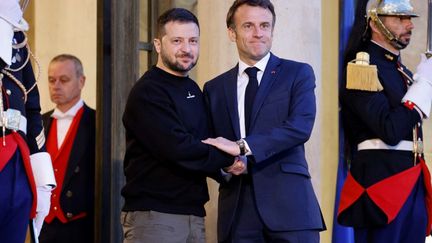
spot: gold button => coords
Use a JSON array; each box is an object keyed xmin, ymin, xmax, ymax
[
  {"xmin": 74, "ymin": 166, "xmax": 80, "ymax": 173},
  {"xmin": 66, "ymin": 213, "xmax": 73, "ymax": 219},
  {"xmin": 66, "ymin": 190, "xmax": 73, "ymax": 198},
  {"xmin": 54, "ymin": 206, "xmax": 57, "ymax": 210},
  {"xmin": 53, "ymin": 194, "xmax": 57, "ymax": 198}
]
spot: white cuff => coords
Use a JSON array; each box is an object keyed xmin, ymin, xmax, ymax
[
  {"xmin": 402, "ymin": 75, "xmax": 432, "ymax": 118},
  {"xmin": 30, "ymin": 152, "xmax": 56, "ymax": 188},
  {"xmin": 0, "ymin": 18, "xmax": 14, "ymax": 66}
]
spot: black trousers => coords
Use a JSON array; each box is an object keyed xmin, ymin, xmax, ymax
[
  {"xmin": 39, "ymin": 217, "xmax": 93, "ymax": 243},
  {"xmin": 222, "ymin": 177, "xmax": 320, "ymax": 243}
]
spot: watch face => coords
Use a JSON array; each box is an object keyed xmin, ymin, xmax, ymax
[{"xmin": 237, "ymin": 140, "xmax": 246, "ymax": 156}]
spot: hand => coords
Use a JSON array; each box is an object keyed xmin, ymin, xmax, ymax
[
  {"xmin": 0, "ymin": 18, "xmax": 14, "ymax": 66},
  {"xmin": 202, "ymin": 137, "xmax": 240, "ymax": 156},
  {"xmin": 402, "ymin": 54, "xmax": 432, "ymax": 118},
  {"xmin": 34, "ymin": 185, "xmax": 52, "ymax": 236},
  {"xmin": 415, "ymin": 54, "xmax": 432, "ymax": 83},
  {"xmin": 225, "ymin": 157, "xmax": 246, "ymax": 175}
]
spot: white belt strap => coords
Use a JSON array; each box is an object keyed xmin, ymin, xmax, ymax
[
  {"xmin": 19, "ymin": 114, "xmax": 27, "ymax": 134},
  {"xmin": 358, "ymin": 139, "xmax": 413, "ymax": 151}
]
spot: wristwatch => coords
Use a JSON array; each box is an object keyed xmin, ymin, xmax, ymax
[{"xmin": 236, "ymin": 139, "xmax": 248, "ymax": 156}]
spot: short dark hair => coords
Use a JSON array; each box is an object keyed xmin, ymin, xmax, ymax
[
  {"xmin": 226, "ymin": 0, "xmax": 276, "ymax": 29},
  {"xmin": 50, "ymin": 54, "xmax": 84, "ymax": 77},
  {"xmin": 156, "ymin": 8, "xmax": 199, "ymax": 39}
]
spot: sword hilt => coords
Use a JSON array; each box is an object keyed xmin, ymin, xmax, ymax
[{"xmin": 426, "ymin": 52, "xmax": 432, "ymax": 59}]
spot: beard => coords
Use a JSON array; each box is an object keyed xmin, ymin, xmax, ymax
[
  {"xmin": 391, "ymin": 31, "xmax": 412, "ymax": 50},
  {"xmin": 160, "ymin": 50, "xmax": 197, "ymax": 74}
]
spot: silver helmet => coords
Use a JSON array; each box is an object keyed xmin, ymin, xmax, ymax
[
  {"xmin": 367, "ymin": 0, "xmax": 418, "ymax": 18},
  {"xmin": 366, "ymin": 0, "xmax": 418, "ymax": 49}
]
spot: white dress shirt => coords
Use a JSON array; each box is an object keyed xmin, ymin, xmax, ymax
[
  {"xmin": 50, "ymin": 99, "xmax": 83, "ymax": 148},
  {"xmin": 237, "ymin": 53, "xmax": 271, "ymax": 139},
  {"xmin": 231, "ymin": 52, "xmax": 271, "ymax": 171}
]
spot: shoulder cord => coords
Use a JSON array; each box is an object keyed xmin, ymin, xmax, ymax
[
  {"xmin": 0, "ymin": 37, "xmax": 41, "ymax": 103},
  {"xmin": 1, "ymin": 69, "xmax": 28, "ymax": 103}
]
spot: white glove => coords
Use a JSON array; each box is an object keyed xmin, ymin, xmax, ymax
[
  {"xmin": 416, "ymin": 54, "xmax": 432, "ymax": 79},
  {"xmin": 402, "ymin": 54, "xmax": 432, "ymax": 118},
  {"xmin": 29, "ymin": 152, "xmax": 56, "ymax": 237},
  {"xmin": 33, "ymin": 185, "xmax": 52, "ymax": 236},
  {"xmin": 0, "ymin": 18, "xmax": 14, "ymax": 66},
  {"xmin": 0, "ymin": 0, "xmax": 29, "ymax": 66},
  {"xmin": 0, "ymin": 0, "xmax": 23, "ymax": 26}
]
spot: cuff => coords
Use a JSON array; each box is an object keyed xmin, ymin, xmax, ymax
[
  {"xmin": 30, "ymin": 152, "xmax": 56, "ymax": 188},
  {"xmin": 403, "ymin": 101, "xmax": 424, "ymax": 119}
]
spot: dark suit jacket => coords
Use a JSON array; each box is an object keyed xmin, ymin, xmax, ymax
[
  {"xmin": 42, "ymin": 103, "xmax": 95, "ymax": 222},
  {"xmin": 204, "ymin": 53, "xmax": 325, "ymax": 241}
]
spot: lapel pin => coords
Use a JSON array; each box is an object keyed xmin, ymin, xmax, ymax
[
  {"xmin": 187, "ymin": 91, "xmax": 195, "ymax": 99},
  {"xmin": 384, "ymin": 54, "xmax": 394, "ymax": 61}
]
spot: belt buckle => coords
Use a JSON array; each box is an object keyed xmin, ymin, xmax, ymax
[
  {"xmin": 413, "ymin": 140, "xmax": 424, "ymax": 154},
  {"xmin": 1, "ymin": 109, "xmax": 21, "ymax": 131}
]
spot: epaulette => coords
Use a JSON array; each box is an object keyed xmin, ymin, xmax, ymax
[{"xmin": 346, "ymin": 52, "xmax": 383, "ymax": 92}]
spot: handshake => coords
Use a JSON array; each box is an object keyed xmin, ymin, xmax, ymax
[
  {"xmin": 202, "ymin": 137, "xmax": 247, "ymax": 175},
  {"xmin": 225, "ymin": 157, "xmax": 247, "ymax": 176}
]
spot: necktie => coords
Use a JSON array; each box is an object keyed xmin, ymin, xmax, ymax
[{"xmin": 244, "ymin": 67, "xmax": 259, "ymax": 135}]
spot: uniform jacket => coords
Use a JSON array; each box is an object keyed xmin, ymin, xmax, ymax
[
  {"xmin": 1, "ymin": 31, "xmax": 48, "ymax": 217},
  {"xmin": 3, "ymin": 31, "xmax": 46, "ymax": 155},
  {"xmin": 338, "ymin": 42, "xmax": 424, "ymax": 226},
  {"xmin": 42, "ymin": 103, "xmax": 95, "ymax": 221},
  {"xmin": 204, "ymin": 53, "xmax": 325, "ymax": 241}
]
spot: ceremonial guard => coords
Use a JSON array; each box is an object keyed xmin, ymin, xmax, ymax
[
  {"xmin": 338, "ymin": 0, "xmax": 432, "ymax": 242},
  {"xmin": 0, "ymin": 0, "xmax": 56, "ymax": 242}
]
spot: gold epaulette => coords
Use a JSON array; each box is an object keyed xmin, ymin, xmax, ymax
[{"xmin": 346, "ymin": 52, "xmax": 383, "ymax": 92}]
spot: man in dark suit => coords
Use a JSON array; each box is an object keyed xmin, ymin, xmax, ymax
[
  {"xmin": 202, "ymin": 0, "xmax": 325, "ymax": 242},
  {"xmin": 39, "ymin": 54, "xmax": 95, "ymax": 243}
]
